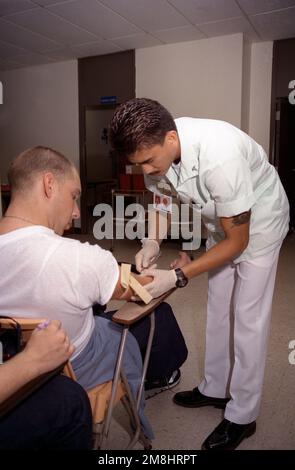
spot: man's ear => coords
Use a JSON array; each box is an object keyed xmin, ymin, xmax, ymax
[
  {"xmin": 166, "ymin": 130, "xmax": 178, "ymax": 144},
  {"xmin": 43, "ymin": 172, "xmax": 55, "ymax": 199}
]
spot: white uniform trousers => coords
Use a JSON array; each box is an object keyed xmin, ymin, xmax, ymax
[{"xmin": 198, "ymin": 245, "xmax": 281, "ymax": 424}]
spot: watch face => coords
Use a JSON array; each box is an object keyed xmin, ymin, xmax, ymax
[{"xmin": 175, "ymin": 269, "xmax": 188, "ymax": 288}]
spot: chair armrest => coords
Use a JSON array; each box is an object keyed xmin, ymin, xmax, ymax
[{"xmin": 112, "ymin": 288, "xmax": 176, "ymax": 325}]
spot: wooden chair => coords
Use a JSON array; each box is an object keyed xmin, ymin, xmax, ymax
[{"xmin": 0, "ymin": 290, "xmax": 174, "ymax": 449}]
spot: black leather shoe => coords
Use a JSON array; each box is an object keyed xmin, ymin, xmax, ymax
[
  {"xmin": 202, "ymin": 418, "xmax": 256, "ymax": 450},
  {"xmin": 173, "ymin": 387, "xmax": 229, "ymax": 409}
]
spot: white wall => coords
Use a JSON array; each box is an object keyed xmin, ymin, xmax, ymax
[
  {"xmin": 0, "ymin": 60, "xmax": 79, "ymax": 183},
  {"xmin": 136, "ymin": 34, "xmax": 244, "ymax": 128},
  {"xmin": 248, "ymin": 42, "xmax": 273, "ymax": 155}
]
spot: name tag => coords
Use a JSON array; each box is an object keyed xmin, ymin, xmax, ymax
[{"xmin": 153, "ymin": 192, "xmax": 173, "ymax": 214}]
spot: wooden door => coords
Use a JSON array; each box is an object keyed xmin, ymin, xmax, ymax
[{"xmin": 274, "ymin": 97, "xmax": 295, "ymax": 230}]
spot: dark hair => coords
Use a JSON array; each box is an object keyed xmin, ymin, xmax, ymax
[
  {"xmin": 8, "ymin": 146, "xmax": 76, "ymax": 196},
  {"xmin": 109, "ymin": 98, "xmax": 177, "ymax": 157}
]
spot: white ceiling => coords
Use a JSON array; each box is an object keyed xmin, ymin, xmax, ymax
[{"xmin": 0, "ymin": 0, "xmax": 295, "ymax": 70}]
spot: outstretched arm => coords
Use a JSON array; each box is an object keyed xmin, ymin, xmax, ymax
[
  {"xmin": 142, "ymin": 211, "xmax": 251, "ymax": 299},
  {"xmin": 111, "ymin": 267, "xmax": 153, "ymax": 301}
]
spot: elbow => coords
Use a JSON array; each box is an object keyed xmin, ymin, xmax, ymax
[
  {"xmin": 239, "ymin": 234, "xmax": 249, "ymax": 253},
  {"xmin": 228, "ymin": 235, "xmax": 249, "ymax": 257}
]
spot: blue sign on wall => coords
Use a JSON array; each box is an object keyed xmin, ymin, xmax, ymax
[{"xmin": 100, "ymin": 95, "xmax": 117, "ymax": 104}]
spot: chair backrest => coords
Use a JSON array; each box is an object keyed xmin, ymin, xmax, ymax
[
  {"xmin": 0, "ymin": 316, "xmax": 71, "ymax": 419},
  {"xmin": 0, "ymin": 316, "xmax": 121, "ymax": 425},
  {"xmin": 0, "ymin": 316, "xmax": 75, "ymax": 376},
  {"xmin": 0, "ymin": 317, "xmax": 45, "ymax": 329},
  {"xmin": 0, "ymin": 316, "xmax": 45, "ymax": 354}
]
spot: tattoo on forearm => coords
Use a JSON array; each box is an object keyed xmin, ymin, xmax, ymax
[{"xmin": 231, "ymin": 210, "xmax": 251, "ymax": 227}]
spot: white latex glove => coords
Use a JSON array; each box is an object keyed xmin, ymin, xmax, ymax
[
  {"xmin": 141, "ymin": 268, "xmax": 177, "ymax": 299},
  {"xmin": 135, "ymin": 239, "xmax": 160, "ymax": 272},
  {"xmin": 130, "ymin": 263, "xmax": 158, "ymax": 302}
]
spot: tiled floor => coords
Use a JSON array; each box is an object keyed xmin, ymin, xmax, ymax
[{"xmin": 72, "ymin": 232, "xmax": 295, "ymax": 450}]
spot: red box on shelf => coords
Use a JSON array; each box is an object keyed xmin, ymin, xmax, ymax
[
  {"xmin": 119, "ymin": 174, "xmax": 132, "ymax": 191},
  {"xmin": 132, "ymin": 174, "xmax": 145, "ymax": 190}
]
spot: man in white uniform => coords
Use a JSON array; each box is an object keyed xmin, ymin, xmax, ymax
[{"xmin": 110, "ymin": 98, "xmax": 290, "ymax": 450}]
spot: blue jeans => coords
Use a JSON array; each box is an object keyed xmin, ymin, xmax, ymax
[
  {"xmin": 95, "ymin": 302, "xmax": 188, "ymax": 381},
  {"xmin": 0, "ymin": 375, "xmax": 92, "ymax": 449}
]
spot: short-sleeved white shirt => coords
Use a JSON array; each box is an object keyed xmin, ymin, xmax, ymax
[
  {"xmin": 0, "ymin": 226, "xmax": 119, "ymax": 358},
  {"xmin": 145, "ymin": 117, "xmax": 289, "ymax": 262}
]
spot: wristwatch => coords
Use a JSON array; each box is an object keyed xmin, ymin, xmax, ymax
[{"xmin": 174, "ymin": 268, "xmax": 189, "ymax": 288}]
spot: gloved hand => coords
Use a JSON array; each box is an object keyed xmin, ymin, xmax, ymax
[
  {"xmin": 135, "ymin": 239, "xmax": 160, "ymax": 272},
  {"xmin": 141, "ymin": 268, "xmax": 177, "ymax": 299}
]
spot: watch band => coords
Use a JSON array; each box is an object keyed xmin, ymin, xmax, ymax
[{"xmin": 174, "ymin": 268, "xmax": 188, "ymax": 288}]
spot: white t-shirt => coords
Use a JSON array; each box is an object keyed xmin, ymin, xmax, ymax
[
  {"xmin": 0, "ymin": 226, "xmax": 119, "ymax": 358},
  {"xmin": 145, "ymin": 117, "xmax": 290, "ymax": 262}
]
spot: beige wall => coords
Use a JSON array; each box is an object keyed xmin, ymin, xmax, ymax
[
  {"xmin": 0, "ymin": 37, "xmax": 273, "ymax": 184},
  {"xmin": 248, "ymin": 42, "xmax": 273, "ymax": 155},
  {"xmin": 241, "ymin": 38, "xmax": 252, "ymax": 134},
  {"xmin": 136, "ymin": 34, "xmax": 273, "ymax": 156},
  {"xmin": 136, "ymin": 34, "xmax": 244, "ymax": 128},
  {"xmin": 0, "ymin": 60, "xmax": 79, "ymax": 183}
]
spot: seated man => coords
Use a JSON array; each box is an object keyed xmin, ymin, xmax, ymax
[
  {"xmin": 0, "ymin": 319, "xmax": 92, "ymax": 449},
  {"xmin": 0, "ymin": 146, "xmax": 187, "ymax": 439}
]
